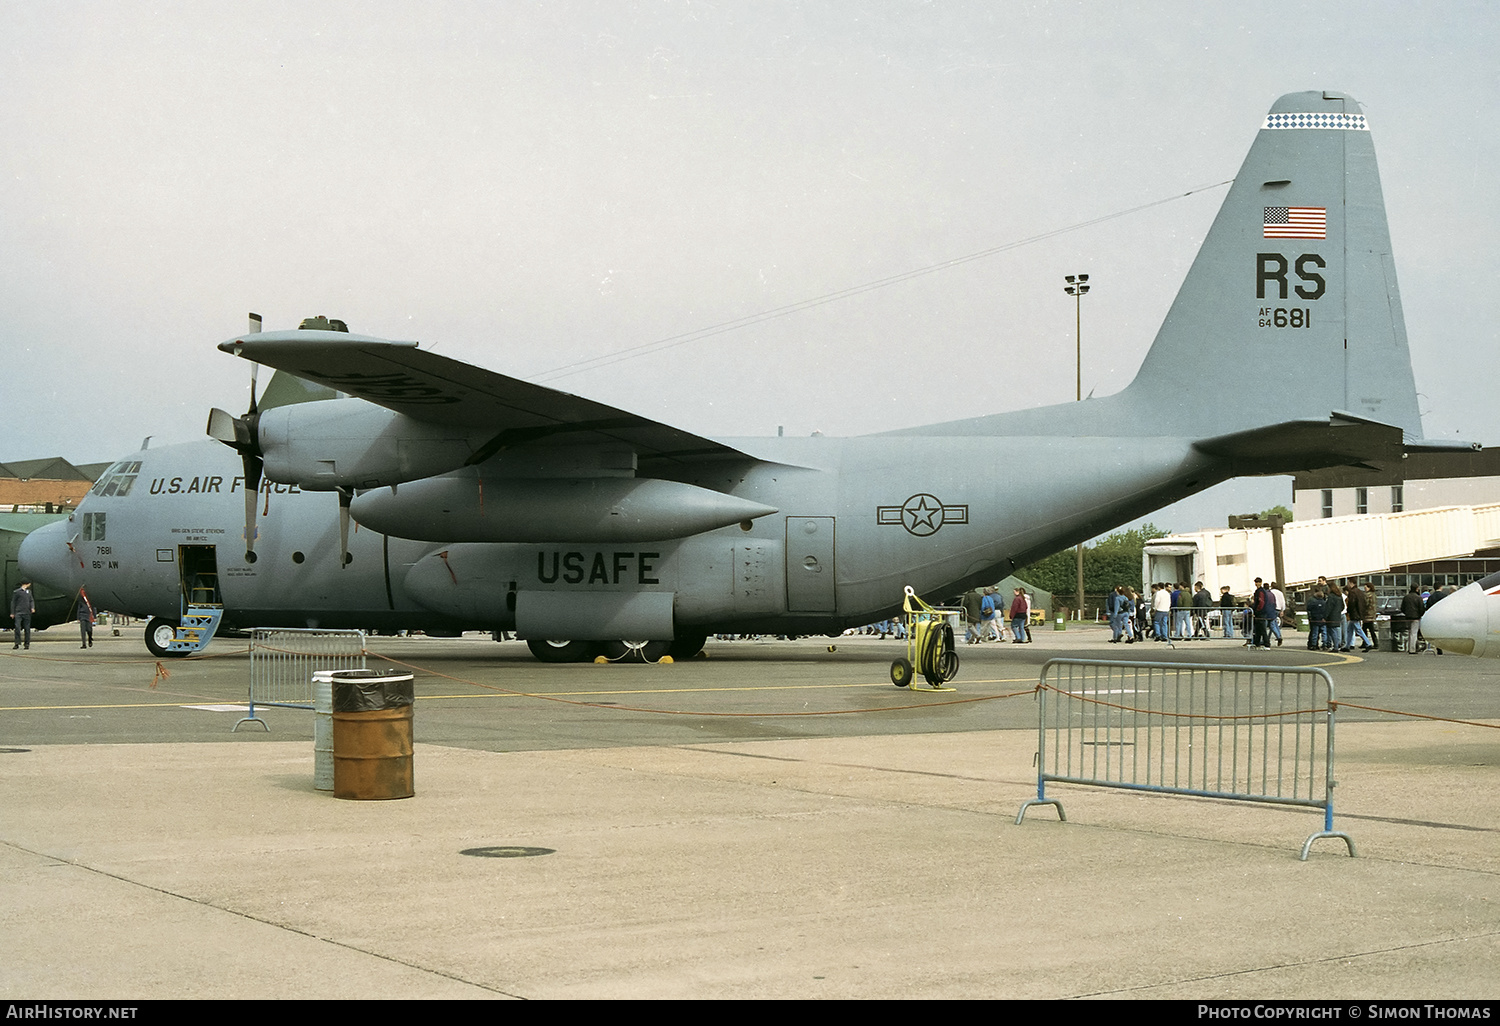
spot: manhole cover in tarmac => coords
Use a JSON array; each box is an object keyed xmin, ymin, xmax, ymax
[{"xmin": 461, "ymin": 846, "xmax": 555, "ymax": 859}]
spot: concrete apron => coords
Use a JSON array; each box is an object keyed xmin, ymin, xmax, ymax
[{"xmin": 2, "ymin": 722, "xmax": 1498, "ymax": 999}]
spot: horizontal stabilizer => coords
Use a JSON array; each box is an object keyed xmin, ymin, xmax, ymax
[
  {"xmin": 1291, "ymin": 440, "xmax": 1494, "ymax": 491},
  {"xmin": 1193, "ymin": 413, "xmax": 1406, "ymax": 476}
]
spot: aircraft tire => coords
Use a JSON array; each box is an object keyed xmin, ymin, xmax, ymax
[
  {"xmin": 890, "ymin": 657, "xmax": 914, "ymax": 688},
  {"xmin": 526, "ymin": 639, "xmax": 597, "ymax": 663},
  {"xmin": 601, "ymin": 639, "xmax": 672, "ymax": 663},
  {"xmin": 144, "ymin": 617, "xmax": 187, "ymax": 658},
  {"xmin": 667, "ymin": 632, "xmax": 708, "ymax": 661}
]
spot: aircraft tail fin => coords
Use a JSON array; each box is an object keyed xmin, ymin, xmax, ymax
[
  {"xmin": 1118, "ymin": 90, "xmax": 1423, "ymax": 440},
  {"xmin": 883, "ymin": 91, "xmax": 1426, "ymax": 445}
]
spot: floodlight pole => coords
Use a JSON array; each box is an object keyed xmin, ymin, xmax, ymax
[{"xmin": 1064, "ymin": 274, "xmax": 1091, "ymax": 618}]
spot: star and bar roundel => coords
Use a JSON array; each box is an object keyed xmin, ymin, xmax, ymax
[{"xmin": 876, "ymin": 494, "xmax": 970, "ymax": 537}]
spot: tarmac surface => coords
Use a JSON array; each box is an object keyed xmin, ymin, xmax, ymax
[{"xmin": 2, "ymin": 621, "xmax": 1498, "ymax": 1000}]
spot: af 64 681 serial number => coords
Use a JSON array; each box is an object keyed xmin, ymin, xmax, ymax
[{"xmin": 1259, "ymin": 307, "xmax": 1313, "ymax": 328}]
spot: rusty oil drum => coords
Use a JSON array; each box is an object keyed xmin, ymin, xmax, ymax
[{"xmin": 331, "ymin": 670, "xmax": 415, "ymax": 800}]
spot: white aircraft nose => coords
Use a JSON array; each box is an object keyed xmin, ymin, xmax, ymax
[
  {"xmin": 18, "ymin": 519, "xmax": 83, "ymax": 595},
  {"xmin": 1419, "ymin": 582, "xmax": 1488, "ymax": 657}
]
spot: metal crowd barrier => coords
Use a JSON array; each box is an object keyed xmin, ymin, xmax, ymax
[
  {"xmin": 234, "ymin": 628, "xmax": 367, "ymax": 732},
  {"xmin": 1016, "ymin": 658, "xmax": 1354, "ymax": 859},
  {"xmin": 1221, "ymin": 608, "xmax": 1253, "ymax": 638}
]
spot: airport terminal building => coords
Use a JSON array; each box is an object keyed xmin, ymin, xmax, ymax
[{"xmin": 1146, "ymin": 452, "xmax": 1500, "ymax": 609}]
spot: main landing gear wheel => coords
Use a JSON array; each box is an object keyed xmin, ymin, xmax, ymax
[
  {"xmin": 890, "ymin": 657, "xmax": 914, "ymax": 688},
  {"xmin": 144, "ymin": 617, "xmax": 188, "ymax": 658},
  {"xmin": 668, "ymin": 632, "xmax": 709, "ymax": 661},
  {"xmin": 601, "ymin": 640, "xmax": 672, "ymax": 663},
  {"xmin": 526, "ymin": 639, "xmax": 597, "ymax": 663}
]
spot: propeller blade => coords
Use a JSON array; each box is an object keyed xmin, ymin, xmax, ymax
[
  {"xmin": 206, "ymin": 407, "xmax": 240, "ymax": 445},
  {"xmin": 209, "ymin": 330, "xmax": 268, "ymax": 562},
  {"xmin": 242, "ymin": 454, "xmax": 263, "ymax": 561}
]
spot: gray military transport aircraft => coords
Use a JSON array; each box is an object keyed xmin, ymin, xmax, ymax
[{"xmin": 20, "ymin": 90, "xmax": 1471, "ymax": 664}]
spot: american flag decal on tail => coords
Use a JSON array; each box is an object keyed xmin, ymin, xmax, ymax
[{"xmin": 1264, "ymin": 206, "xmax": 1326, "ymax": 239}]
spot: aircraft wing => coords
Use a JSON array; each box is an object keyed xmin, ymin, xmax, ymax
[{"xmin": 219, "ymin": 331, "xmax": 753, "ymax": 467}]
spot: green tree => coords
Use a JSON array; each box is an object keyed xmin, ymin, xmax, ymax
[
  {"xmin": 1016, "ymin": 523, "xmax": 1171, "ymax": 600},
  {"xmin": 1259, "ymin": 505, "xmax": 1293, "ymax": 522}
]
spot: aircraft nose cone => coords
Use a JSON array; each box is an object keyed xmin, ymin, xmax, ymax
[
  {"xmin": 18, "ymin": 519, "xmax": 83, "ymax": 595},
  {"xmin": 1419, "ymin": 582, "xmax": 1487, "ymax": 657}
]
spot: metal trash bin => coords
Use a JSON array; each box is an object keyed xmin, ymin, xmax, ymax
[
  {"xmin": 312, "ymin": 670, "xmax": 336, "ymax": 791},
  {"xmin": 1389, "ymin": 620, "xmax": 1407, "ymax": 653},
  {"xmin": 331, "ymin": 669, "xmax": 415, "ymax": 800}
]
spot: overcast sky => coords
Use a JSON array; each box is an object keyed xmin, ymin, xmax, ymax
[{"xmin": 3, "ymin": 1, "xmax": 1496, "ymax": 534}]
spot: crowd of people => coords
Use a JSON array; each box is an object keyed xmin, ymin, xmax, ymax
[
  {"xmin": 1096, "ymin": 577, "xmax": 1457, "ymax": 652},
  {"xmin": 1100, "ymin": 581, "xmax": 1236, "ymax": 645},
  {"xmin": 817, "ymin": 578, "xmax": 1459, "ymax": 654},
  {"xmin": 959, "ymin": 586, "xmax": 1034, "ymax": 644}
]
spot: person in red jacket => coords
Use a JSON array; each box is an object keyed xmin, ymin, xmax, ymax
[{"xmin": 1009, "ymin": 588, "xmax": 1029, "ymax": 643}]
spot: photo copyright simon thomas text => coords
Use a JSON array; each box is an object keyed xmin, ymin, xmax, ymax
[{"xmin": 1198, "ymin": 1006, "xmax": 1493, "ymax": 1021}]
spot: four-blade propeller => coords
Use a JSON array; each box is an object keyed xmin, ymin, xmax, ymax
[{"xmin": 206, "ymin": 313, "xmax": 265, "ymax": 563}]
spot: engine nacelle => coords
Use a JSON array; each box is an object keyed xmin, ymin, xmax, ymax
[
  {"xmin": 350, "ymin": 474, "xmax": 777, "ymax": 542},
  {"xmin": 258, "ymin": 398, "xmax": 485, "ymax": 490}
]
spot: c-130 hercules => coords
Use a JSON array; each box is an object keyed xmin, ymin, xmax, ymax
[{"xmin": 21, "ymin": 90, "xmax": 1469, "ymax": 663}]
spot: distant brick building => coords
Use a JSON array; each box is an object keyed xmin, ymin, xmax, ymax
[{"xmin": 0, "ymin": 458, "xmax": 108, "ymax": 513}]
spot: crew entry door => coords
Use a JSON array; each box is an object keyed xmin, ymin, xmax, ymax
[
  {"xmin": 785, "ymin": 516, "xmax": 836, "ymax": 613},
  {"xmin": 178, "ymin": 545, "xmax": 222, "ymax": 608}
]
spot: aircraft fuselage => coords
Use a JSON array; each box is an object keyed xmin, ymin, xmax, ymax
[{"xmin": 24, "ymin": 432, "xmax": 1219, "ymax": 638}]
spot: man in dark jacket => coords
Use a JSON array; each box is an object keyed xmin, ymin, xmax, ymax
[
  {"xmin": 961, "ymin": 589, "xmax": 984, "ymax": 645},
  {"xmin": 1305, "ymin": 588, "xmax": 1327, "ymax": 650},
  {"xmin": 1399, "ymin": 585, "xmax": 1426, "ymax": 653},
  {"xmin": 10, "ymin": 580, "xmax": 36, "ymax": 650},
  {"xmin": 1252, "ymin": 578, "xmax": 1277, "ymax": 650},
  {"xmin": 1344, "ymin": 582, "xmax": 1373, "ymax": 651},
  {"xmin": 1191, "ymin": 582, "xmax": 1213, "ymax": 639},
  {"xmin": 1219, "ymin": 586, "xmax": 1238, "ymax": 638}
]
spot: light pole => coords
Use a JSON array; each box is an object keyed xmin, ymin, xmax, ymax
[{"xmin": 1064, "ymin": 274, "xmax": 1090, "ymax": 618}]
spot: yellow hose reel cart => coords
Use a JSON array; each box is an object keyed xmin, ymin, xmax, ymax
[{"xmin": 890, "ymin": 585, "xmax": 961, "ymax": 689}]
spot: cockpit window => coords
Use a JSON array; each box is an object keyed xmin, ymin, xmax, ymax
[
  {"xmin": 89, "ymin": 462, "xmax": 123, "ymax": 495},
  {"xmin": 1477, "ymin": 570, "xmax": 1500, "ymax": 593},
  {"xmin": 92, "ymin": 460, "xmax": 143, "ymax": 497},
  {"xmin": 82, "ymin": 512, "xmax": 106, "ymax": 541}
]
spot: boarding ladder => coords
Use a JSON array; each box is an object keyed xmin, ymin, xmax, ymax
[
  {"xmin": 165, "ymin": 605, "xmax": 225, "ymax": 654},
  {"xmin": 166, "ymin": 576, "xmax": 225, "ymax": 654}
]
